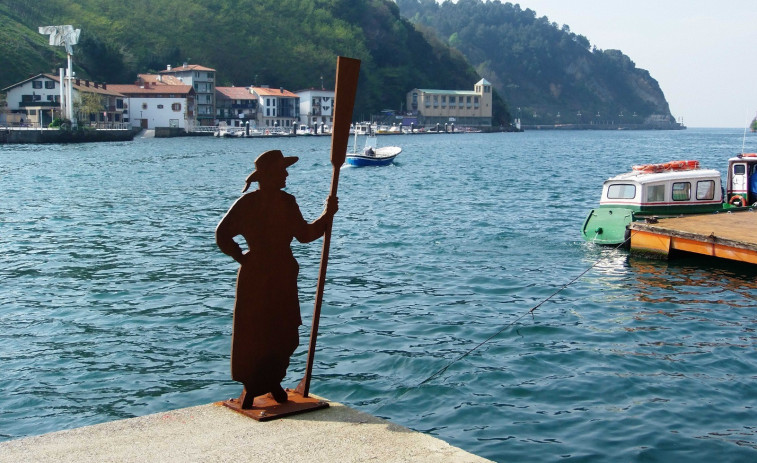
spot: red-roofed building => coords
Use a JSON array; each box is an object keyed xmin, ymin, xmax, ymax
[
  {"xmin": 216, "ymin": 87, "xmax": 257, "ymax": 127},
  {"xmin": 250, "ymin": 86, "xmax": 300, "ymax": 131},
  {"xmin": 160, "ymin": 63, "xmax": 216, "ymax": 126},
  {"xmin": 109, "ymin": 78, "xmax": 196, "ymax": 130},
  {"xmin": 2, "ymin": 73, "xmax": 126, "ymax": 127}
]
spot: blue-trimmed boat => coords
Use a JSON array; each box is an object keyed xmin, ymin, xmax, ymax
[{"xmin": 345, "ymin": 134, "xmax": 401, "ymax": 167}]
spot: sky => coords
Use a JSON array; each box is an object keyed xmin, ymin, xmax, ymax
[{"xmin": 506, "ymin": 1, "xmax": 757, "ymax": 128}]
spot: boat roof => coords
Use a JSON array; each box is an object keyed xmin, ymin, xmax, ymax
[
  {"xmin": 728, "ymin": 154, "xmax": 757, "ymax": 162},
  {"xmin": 605, "ymin": 168, "xmax": 721, "ymax": 184}
]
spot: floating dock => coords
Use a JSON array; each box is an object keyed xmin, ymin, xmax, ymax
[
  {"xmin": 0, "ymin": 397, "xmax": 492, "ymax": 463},
  {"xmin": 629, "ymin": 209, "xmax": 757, "ymax": 263}
]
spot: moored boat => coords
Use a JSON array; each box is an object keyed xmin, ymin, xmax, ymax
[{"xmin": 581, "ymin": 155, "xmax": 757, "ymax": 245}]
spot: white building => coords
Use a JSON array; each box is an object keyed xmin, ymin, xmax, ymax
[
  {"xmin": 160, "ymin": 63, "xmax": 216, "ymax": 126},
  {"xmin": 2, "ymin": 73, "xmax": 126, "ymax": 127},
  {"xmin": 109, "ymin": 79, "xmax": 196, "ymax": 130},
  {"xmin": 250, "ymin": 86, "xmax": 300, "ymax": 130},
  {"xmin": 296, "ymin": 88, "xmax": 334, "ymax": 131}
]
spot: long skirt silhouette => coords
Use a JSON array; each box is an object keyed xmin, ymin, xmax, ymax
[{"xmin": 217, "ymin": 190, "xmax": 316, "ymax": 396}]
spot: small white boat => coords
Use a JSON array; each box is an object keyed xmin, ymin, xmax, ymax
[{"xmin": 345, "ymin": 134, "xmax": 401, "ymax": 167}]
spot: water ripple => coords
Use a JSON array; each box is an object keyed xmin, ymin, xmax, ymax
[{"xmin": 2, "ymin": 131, "xmax": 757, "ymax": 462}]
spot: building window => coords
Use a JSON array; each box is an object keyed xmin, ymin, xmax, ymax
[
  {"xmin": 142, "ymin": 103, "xmax": 148, "ymax": 110},
  {"xmin": 172, "ymin": 103, "xmax": 182, "ymax": 111},
  {"xmin": 672, "ymin": 182, "xmax": 691, "ymax": 201},
  {"xmin": 32, "ymin": 81, "xmax": 42, "ymax": 89},
  {"xmin": 116, "ymin": 99, "xmax": 124, "ymax": 109},
  {"xmin": 157, "ymin": 104, "xmax": 164, "ymax": 109},
  {"xmin": 45, "ymin": 81, "xmax": 55, "ymax": 89}
]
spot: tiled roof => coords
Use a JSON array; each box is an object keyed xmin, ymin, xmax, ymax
[
  {"xmin": 2, "ymin": 73, "xmax": 124, "ymax": 97},
  {"xmin": 217, "ymin": 87, "xmax": 256, "ymax": 100},
  {"xmin": 42, "ymin": 74, "xmax": 126, "ymax": 97},
  {"xmin": 108, "ymin": 84, "xmax": 194, "ymax": 95},
  {"xmin": 161, "ymin": 64, "xmax": 216, "ymax": 73},
  {"xmin": 137, "ymin": 74, "xmax": 185, "ymax": 85},
  {"xmin": 251, "ymin": 86, "xmax": 298, "ymax": 98}
]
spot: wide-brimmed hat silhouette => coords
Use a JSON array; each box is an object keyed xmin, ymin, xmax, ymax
[{"xmin": 243, "ymin": 150, "xmax": 299, "ymax": 191}]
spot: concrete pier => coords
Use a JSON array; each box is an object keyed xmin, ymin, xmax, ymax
[
  {"xmin": 0, "ymin": 398, "xmax": 493, "ymax": 463},
  {"xmin": 630, "ymin": 208, "xmax": 757, "ymax": 263}
]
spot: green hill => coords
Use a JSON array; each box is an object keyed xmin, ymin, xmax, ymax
[
  {"xmin": 397, "ymin": 0, "xmax": 679, "ymax": 127},
  {"xmin": 0, "ymin": 0, "xmax": 511, "ymax": 125}
]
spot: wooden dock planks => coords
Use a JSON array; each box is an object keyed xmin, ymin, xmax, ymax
[{"xmin": 629, "ymin": 209, "xmax": 757, "ymax": 264}]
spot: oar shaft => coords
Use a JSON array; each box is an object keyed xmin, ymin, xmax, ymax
[{"xmin": 297, "ymin": 56, "xmax": 360, "ymax": 398}]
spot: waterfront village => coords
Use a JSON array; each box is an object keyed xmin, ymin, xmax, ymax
[{"xmin": 0, "ymin": 62, "xmax": 496, "ymax": 137}]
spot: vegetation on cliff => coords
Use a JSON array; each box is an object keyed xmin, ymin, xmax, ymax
[
  {"xmin": 398, "ymin": 0, "xmax": 678, "ymax": 126},
  {"xmin": 1, "ymin": 0, "xmax": 681, "ymax": 128},
  {"xmin": 0, "ymin": 0, "xmax": 510, "ymax": 124}
]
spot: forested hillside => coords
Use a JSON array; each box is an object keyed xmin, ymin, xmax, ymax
[
  {"xmin": 0, "ymin": 0, "xmax": 511, "ymax": 124},
  {"xmin": 398, "ymin": 0, "xmax": 678, "ymax": 127},
  {"xmin": 1, "ymin": 0, "xmax": 682, "ymax": 128}
]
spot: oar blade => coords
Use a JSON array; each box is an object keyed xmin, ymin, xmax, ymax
[{"xmin": 330, "ymin": 56, "xmax": 361, "ymax": 168}]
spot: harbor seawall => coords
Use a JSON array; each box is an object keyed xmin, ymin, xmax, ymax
[
  {"xmin": 0, "ymin": 398, "xmax": 493, "ymax": 463},
  {"xmin": 0, "ymin": 128, "xmax": 135, "ymax": 144}
]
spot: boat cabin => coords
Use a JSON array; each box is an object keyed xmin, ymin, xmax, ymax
[
  {"xmin": 599, "ymin": 163, "xmax": 723, "ymax": 215},
  {"xmin": 726, "ymin": 153, "xmax": 757, "ymax": 207}
]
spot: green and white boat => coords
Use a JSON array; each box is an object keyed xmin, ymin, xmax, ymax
[
  {"xmin": 582, "ymin": 160, "xmax": 725, "ymax": 245},
  {"xmin": 582, "ymin": 155, "xmax": 757, "ymax": 245}
]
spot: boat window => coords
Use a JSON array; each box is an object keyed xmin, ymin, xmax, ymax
[
  {"xmin": 607, "ymin": 184, "xmax": 636, "ymax": 199},
  {"xmin": 734, "ymin": 164, "xmax": 746, "ymax": 175},
  {"xmin": 672, "ymin": 182, "xmax": 691, "ymax": 201},
  {"xmin": 646, "ymin": 184, "xmax": 665, "ymax": 202},
  {"xmin": 696, "ymin": 180, "xmax": 715, "ymax": 200}
]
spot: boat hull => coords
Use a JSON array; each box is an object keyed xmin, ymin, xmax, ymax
[
  {"xmin": 582, "ymin": 207, "xmax": 634, "ymax": 245},
  {"xmin": 345, "ymin": 146, "xmax": 401, "ymax": 167},
  {"xmin": 345, "ymin": 154, "xmax": 397, "ymax": 166}
]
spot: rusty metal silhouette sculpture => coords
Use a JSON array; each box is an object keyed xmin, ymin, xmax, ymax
[{"xmin": 217, "ymin": 57, "xmax": 360, "ymax": 421}]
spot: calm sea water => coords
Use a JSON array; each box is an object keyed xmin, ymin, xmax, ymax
[{"xmin": 1, "ymin": 129, "xmax": 756, "ymax": 462}]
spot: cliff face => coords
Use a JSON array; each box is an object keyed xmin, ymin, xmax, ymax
[{"xmin": 398, "ymin": 0, "xmax": 679, "ymax": 127}]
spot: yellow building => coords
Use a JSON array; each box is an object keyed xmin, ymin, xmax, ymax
[{"xmin": 406, "ymin": 79, "xmax": 492, "ymax": 128}]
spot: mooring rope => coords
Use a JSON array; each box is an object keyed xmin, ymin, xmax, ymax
[
  {"xmin": 373, "ymin": 231, "xmax": 636, "ymax": 408},
  {"xmin": 416, "ymin": 234, "xmax": 633, "ymax": 387}
]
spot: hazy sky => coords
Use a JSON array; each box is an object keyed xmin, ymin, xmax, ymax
[{"xmin": 508, "ymin": 1, "xmax": 757, "ymax": 128}]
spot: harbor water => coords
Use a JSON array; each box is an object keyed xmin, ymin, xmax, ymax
[{"xmin": 1, "ymin": 129, "xmax": 756, "ymax": 462}]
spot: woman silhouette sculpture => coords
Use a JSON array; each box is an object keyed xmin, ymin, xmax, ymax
[{"xmin": 216, "ymin": 149, "xmax": 337, "ymax": 407}]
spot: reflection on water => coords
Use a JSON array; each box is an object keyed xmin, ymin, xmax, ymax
[{"xmin": 2, "ymin": 130, "xmax": 757, "ymax": 461}]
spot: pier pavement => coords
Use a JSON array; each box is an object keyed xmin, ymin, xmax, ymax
[
  {"xmin": 0, "ymin": 397, "xmax": 493, "ymax": 463},
  {"xmin": 630, "ymin": 209, "xmax": 757, "ymax": 263}
]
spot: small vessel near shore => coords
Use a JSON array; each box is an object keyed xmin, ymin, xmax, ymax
[
  {"xmin": 345, "ymin": 135, "xmax": 401, "ymax": 167},
  {"xmin": 345, "ymin": 125, "xmax": 401, "ymax": 167},
  {"xmin": 582, "ymin": 155, "xmax": 757, "ymax": 245}
]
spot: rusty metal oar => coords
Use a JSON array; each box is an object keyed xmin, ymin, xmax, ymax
[{"xmin": 296, "ymin": 56, "xmax": 361, "ymax": 398}]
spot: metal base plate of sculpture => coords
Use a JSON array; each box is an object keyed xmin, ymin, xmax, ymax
[{"xmin": 220, "ymin": 389, "xmax": 328, "ymax": 422}]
